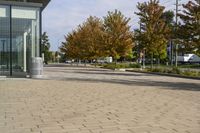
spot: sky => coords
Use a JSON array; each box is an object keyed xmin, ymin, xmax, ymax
[{"xmin": 42, "ymin": 0, "xmax": 190, "ymax": 51}]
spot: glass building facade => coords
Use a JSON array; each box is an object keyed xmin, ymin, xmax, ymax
[{"xmin": 0, "ymin": 0, "xmax": 49, "ymax": 76}]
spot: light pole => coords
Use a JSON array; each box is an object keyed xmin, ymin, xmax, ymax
[
  {"xmin": 175, "ymin": 0, "xmax": 181, "ymax": 67},
  {"xmin": 174, "ymin": 0, "xmax": 178, "ymax": 67},
  {"xmin": 143, "ymin": 49, "xmax": 146, "ymax": 69},
  {"xmin": 170, "ymin": 40, "xmax": 173, "ymax": 66}
]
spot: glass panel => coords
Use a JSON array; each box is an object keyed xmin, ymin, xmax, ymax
[
  {"xmin": 11, "ymin": 6, "xmax": 40, "ymax": 74},
  {"xmin": 12, "ymin": 7, "xmax": 37, "ymax": 19},
  {"xmin": 0, "ymin": 5, "xmax": 10, "ymax": 76}
]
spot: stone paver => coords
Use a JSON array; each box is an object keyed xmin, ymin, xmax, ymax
[{"xmin": 0, "ymin": 64, "xmax": 200, "ymax": 133}]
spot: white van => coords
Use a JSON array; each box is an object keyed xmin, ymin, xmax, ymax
[
  {"xmin": 97, "ymin": 57, "xmax": 113, "ymax": 63},
  {"xmin": 177, "ymin": 54, "xmax": 200, "ymax": 63}
]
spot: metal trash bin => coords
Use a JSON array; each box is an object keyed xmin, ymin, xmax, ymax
[{"xmin": 30, "ymin": 57, "xmax": 43, "ymax": 78}]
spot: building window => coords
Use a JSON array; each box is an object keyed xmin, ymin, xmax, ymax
[
  {"xmin": 11, "ymin": 6, "xmax": 40, "ymax": 73},
  {"xmin": 0, "ymin": 5, "xmax": 40, "ymax": 76},
  {"xmin": 0, "ymin": 5, "xmax": 10, "ymax": 75}
]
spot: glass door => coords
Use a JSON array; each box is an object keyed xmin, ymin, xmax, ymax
[{"xmin": 11, "ymin": 6, "xmax": 40, "ymax": 76}]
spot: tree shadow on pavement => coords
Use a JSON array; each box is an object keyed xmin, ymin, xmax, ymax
[
  {"xmin": 73, "ymin": 71, "xmax": 152, "ymax": 77},
  {"xmin": 44, "ymin": 76, "xmax": 200, "ymax": 92},
  {"xmin": 44, "ymin": 65, "xmax": 200, "ymax": 91}
]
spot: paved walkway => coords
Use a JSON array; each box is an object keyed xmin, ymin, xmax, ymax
[{"xmin": 0, "ymin": 64, "xmax": 200, "ymax": 133}]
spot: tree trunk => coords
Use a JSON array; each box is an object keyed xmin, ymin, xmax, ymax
[
  {"xmin": 151, "ymin": 54, "xmax": 153, "ymax": 69},
  {"xmin": 170, "ymin": 40, "xmax": 173, "ymax": 66},
  {"xmin": 95, "ymin": 59, "xmax": 97, "ymax": 68},
  {"xmin": 84, "ymin": 60, "xmax": 86, "ymax": 67},
  {"xmin": 175, "ymin": 44, "xmax": 178, "ymax": 67},
  {"xmin": 115, "ymin": 58, "xmax": 117, "ymax": 68},
  {"xmin": 157, "ymin": 56, "xmax": 160, "ymax": 67},
  {"xmin": 76, "ymin": 59, "xmax": 79, "ymax": 66}
]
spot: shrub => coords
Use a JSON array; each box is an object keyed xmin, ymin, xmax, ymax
[
  {"xmin": 103, "ymin": 63, "xmax": 141, "ymax": 69},
  {"xmin": 129, "ymin": 63, "xmax": 141, "ymax": 68},
  {"xmin": 147, "ymin": 67, "xmax": 182, "ymax": 75},
  {"xmin": 171, "ymin": 67, "xmax": 181, "ymax": 74},
  {"xmin": 150, "ymin": 68, "xmax": 163, "ymax": 73},
  {"xmin": 181, "ymin": 70, "xmax": 199, "ymax": 77},
  {"xmin": 103, "ymin": 63, "xmax": 116, "ymax": 69}
]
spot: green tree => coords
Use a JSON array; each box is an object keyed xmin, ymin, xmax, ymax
[
  {"xmin": 61, "ymin": 12, "xmax": 134, "ymax": 64},
  {"xmin": 135, "ymin": 0, "xmax": 171, "ymax": 67},
  {"xmin": 161, "ymin": 11, "xmax": 175, "ymax": 26},
  {"xmin": 177, "ymin": 1, "xmax": 200, "ymax": 56},
  {"xmin": 41, "ymin": 32, "xmax": 51, "ymax": 64},
  {"xmin": 103, "ymin": 10, "xmax": 134, "ymax": 61},
  {"xmin": 161, "ymin": 10, "xmax": 175, "ymax": 65},
  {"xmin": 79, "ymin": 16, "xmax": 105, "ymax": 61},
  {"xmin": 60, "ymin": 16, "xmax": 105, "ymax": 63},
  {"xmin": 60, "ymin": 30, "xmax": 82, "ymax": 61}
]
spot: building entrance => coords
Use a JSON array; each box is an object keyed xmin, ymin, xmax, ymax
[{"xmin": 0, "ymin": 5, "xmax": 40, "ymax": 76}]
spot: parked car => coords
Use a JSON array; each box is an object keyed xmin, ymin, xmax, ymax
[
  {"xmin": 177, "ymin": 54, "xmax": 200, "ymax": 64},
  {"xmin": 97, "ymin": 57, "xmax": 113, "ymax": 63},
  {"xmin": 65, "ymin": 60, "xmax": 74, "ymax": 64}
]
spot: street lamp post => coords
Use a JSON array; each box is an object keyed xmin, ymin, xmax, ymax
[
  {"xmin": 175, "ymin": 0, "xmax": 179, "ymax": 67},
  {"xmin": 143, "ymin": 49, "xmax": 146, "ymax": 69}
]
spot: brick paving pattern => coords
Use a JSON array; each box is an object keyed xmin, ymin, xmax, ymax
[{"xmin": 0, "ymin": 64, "xmax": 200, "ymax": 133}]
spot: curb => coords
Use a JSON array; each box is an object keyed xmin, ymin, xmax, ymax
[{"xmin": 126, "ymin": 70, "xmax": 200, "ymax": 80}]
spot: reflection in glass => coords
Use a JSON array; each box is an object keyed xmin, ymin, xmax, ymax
[
  {"xmin": 11, "ymin": 6, "xmax": 40, "ymax": 74},
  {"xmin": 0, "ymin": 5, "xmax": 40, "ymax": 76},
  {"xmin": 0, "ymin": 5, "xmax": 10, "ymax": 76}
]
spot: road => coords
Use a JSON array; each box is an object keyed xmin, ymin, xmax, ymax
[{"xmin": 0, "ymin": 64, "xmax": 200, "ymax": 133}]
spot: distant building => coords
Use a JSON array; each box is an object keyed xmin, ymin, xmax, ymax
[{"xmin": 0, "ymin": 0, "xmax": 50, "ymax": 76}]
